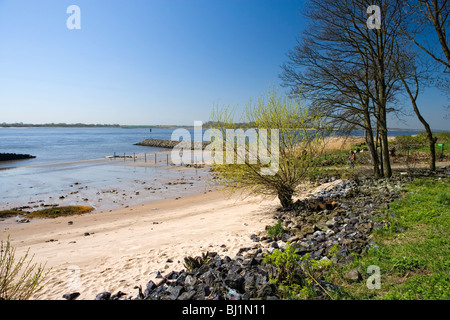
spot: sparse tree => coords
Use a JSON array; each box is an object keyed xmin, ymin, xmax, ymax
[
  {"xmin": 281, "ymin": 0, "xmax": 410, "ymax": 178},
  {"xmin": 208, "ymin": 87, "xmax": 330, "ymax": 209}
]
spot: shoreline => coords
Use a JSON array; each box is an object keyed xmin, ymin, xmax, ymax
[{"xmin": 2, "ymin": 189, "xmax": 279, "ymax": 300}]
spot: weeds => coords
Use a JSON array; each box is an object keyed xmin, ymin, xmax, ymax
[{"xmin": 0, "ymin": 236, "xmax": 50, "ymax": 300}]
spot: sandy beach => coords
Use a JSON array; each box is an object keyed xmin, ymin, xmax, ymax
[{"xmin": 1, "ymin": 188, "xmax": 279, "ymax": 300}]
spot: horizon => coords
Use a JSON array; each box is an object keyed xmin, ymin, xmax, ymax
[
  {"xmin": 0, "ymin": 0, "xmax": 449, "ymax": 130},
  {"xmin": 1, "ymin": 122, "xmax": 449, "ymax": 132}
]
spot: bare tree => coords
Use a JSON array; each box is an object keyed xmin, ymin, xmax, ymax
[
  {"xmin": 281, "ymin": 0, "xmax": 408, "ymax": 178},
  {"xmin": 400, "ymin": 0, "xmax": 450, "ymax": 69}
]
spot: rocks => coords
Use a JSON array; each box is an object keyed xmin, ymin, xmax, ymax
[
  {"xmin": 95, "ymin": 292, "xmax": 111, "ymax": 300},
  {"xmin": 135, "ymin": 139, "xmax": 209, "ymax": 150},
  {"xmin": 62, "ymin": 292, "xmax": 80, "ymax": 300},
  {"xmin": 91, "ymin": 176, "xmax": 405, "ymax": 301},
  {"xmin": 344, "ymin": 268, "xmax": 363, "ymax": 282}
]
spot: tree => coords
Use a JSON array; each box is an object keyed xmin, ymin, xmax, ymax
[
  {"xmin": 208, "ymin": 87, "xmax": 329, "ymax": 209},
  {"xmin": 392, "ymin": 36, "xmax": 439, "ymax": 170},
  {"xmin": 281, "ymin": 0, "xmax": 409, "ymax": 178},
  {"xmin": 400, "ymin": 0, "xmax": 450, "ymax": 70}
]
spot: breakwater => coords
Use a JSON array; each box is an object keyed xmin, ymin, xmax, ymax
[
  {"xmin": 0, "ymin": 153, "xmax": 36, "ymax": 161},
  {"xmin": 135, "ymin": 139, "xmax": 210, "ymax": 150}
]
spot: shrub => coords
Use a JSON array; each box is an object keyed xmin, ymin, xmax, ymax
[
  {"xmin": 263, "ymin": 244, "xmax": 335, "ymax": 299},
  {"xmin": 0, "ymin": 236, "xmax": 50, "ymax": 300},
  {"xmin": 267, "ymin": 220, "xmax": 284, "ymax": 239}
]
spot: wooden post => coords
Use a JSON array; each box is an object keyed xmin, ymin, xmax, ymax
[
  {"xmin": 166, "ymin": 154, "xmax": 169, "ymax": 166},
  {"xmin": 134, "ymin": 152, "xmax": 136, "ymax": 162},
  {"xmin": 155, "ymin": 153, "xmax": 157, "ymax": 164},
  {"xmin": 124, "ymin": 153, "xmax": 126, "ymax": 161},
  {"xmin": 145, "ymin": 153, "xmax": 147, "ymax": 163}
]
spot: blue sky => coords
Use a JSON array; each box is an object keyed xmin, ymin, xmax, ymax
[{"xmin": 0, "ymin": 0, "xmax": 448, "ymax": 130}]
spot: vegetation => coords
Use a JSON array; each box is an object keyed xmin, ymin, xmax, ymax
[
  {"xmin": 183, "ymin": 252, "xmax": 212, "ymax": 272},
  {"xmin": 264, "ymin": 244, "xmax": 338, "ymax": 299},
  {"xmin": 0, "ymin": 236, "xmax": 50, "ymax": 300},
  {"xmin": 264, "ymin": 177, "xmax": 449, "ymax": 300},
  {"xmin": 266, "ymin": 220, "xmax": 285, "ymax": 240},
  {"xmin": 209, "ymin": 87, "xmax": 330, "ymax": 209},
  {"xmin": 0, "ymin": 206, "xmax": 94, "ymax": 220}
]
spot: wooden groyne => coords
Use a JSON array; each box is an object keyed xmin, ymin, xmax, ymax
[
  {"xmin": 135, "ymin": 139, "xmax": 209, "ymax": 150},
  {"xmin": 0, "ymin": 153, "xmax": 36, "ymax": 161}
]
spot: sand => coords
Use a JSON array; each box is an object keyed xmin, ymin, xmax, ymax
[{"xmin": 1, "ymin": 189, "xmax": 280, "ymax": 300}]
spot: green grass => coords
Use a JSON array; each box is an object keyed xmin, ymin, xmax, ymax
[
  {"xmin": 0, "ymin": 210, "xmax": 24, "ymax": 219},
  {"xmin": 26, "ymin": 206, "xmax": 94, "ymax": 219},
  {"xmin": 0, "ymin": 206, "xmax": 94, "ymax": 220},
  {"xmin": 324, "ymin": 177, "xmax": 450, "ymax": 300}
]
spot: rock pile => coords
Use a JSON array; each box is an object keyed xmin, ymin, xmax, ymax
[
  {"xmin": 135, "ymin": 139, "xmax": 209, "ymax": 150},
  {"xmin": 81, "ymin": 176, "xmax": 409, "ymax": 301}
]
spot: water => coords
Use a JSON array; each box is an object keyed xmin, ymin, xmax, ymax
[
  {"xmin": 0, "ymin": 126, "xmax": 434, "ymax": 213},
  {"xmin": 0, "ymin": 127, "xmax": 188, "ymax": 168},
  {"xmin": 0, "ymin": 127, "xmax": 212, "ymax": 213},
  {"xmin": 0, "ymin": 127, "xmax": 431, "ymax": 169}
]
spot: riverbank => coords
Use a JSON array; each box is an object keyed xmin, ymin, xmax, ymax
[{"xmin": 2, "ymin": 189, "xmax": 278, "ymax": 300}]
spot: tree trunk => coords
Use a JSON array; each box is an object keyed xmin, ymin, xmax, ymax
[
  {"xmin": 365, "ymin": 129, "xmax": 381, "ymax": 178},
  {"xmin": 428, "ymin": 133, "xmax": 437, "ymax": 171},
  {"xmin": 277, "ymin": 186, "xmax": 294, "ymax": 209}
]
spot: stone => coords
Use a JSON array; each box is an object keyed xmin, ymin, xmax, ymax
[
  {"xmin": 344, "ymin": 268, "xmax": 363, "ymax": 282},
  {"xmin": 184, "ymin": 275, "xmax": 197, "ymax": 287},
  {"xmin": 225, "ymin": 274, "xmax": 245, "ymax": 291},
  {"xmin": 110, "ymin": 291, "xmax": 127, "ymax": 300},
  {"xmin": 178, "ymin": 290, "xmax": 196, "ymax": 300},
  {"xmin": 95, "ymin": 292, "xmax": 111, "ymax": 300},
  {"xmin": 62, "ymin": 292, "xmax": 80, "ymax": 300}
]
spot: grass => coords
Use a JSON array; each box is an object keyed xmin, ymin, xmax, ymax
[
  {"xmin": 0, "ymin": 206, "xmax": 94, "ymax": 220},
  {"xmin": 324, "ymin": 177, "xmax": 450, "ymax": 300},
  {"xmin": 0, "ymin": 210, "xmax": 25, "ymax": 219}
]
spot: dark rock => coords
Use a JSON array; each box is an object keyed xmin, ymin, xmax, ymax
[
  {"xmin": 225, "ymin": 273, "xmax": 245, "ymax": 291},
  {"xmin": 62, "ymin": 292, "xmax": 80, "ymax": 300},
  {"xmin": 95, "ymin": 292, "xmax": 111, "ymax": 300},
  {"xmin": 110, "ymin": 291, "xmax": 127, "ymax": 300}
]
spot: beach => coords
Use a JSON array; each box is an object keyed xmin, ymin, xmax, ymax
[{"xmin": 2, "ymin": 187, "xmax": 279, "ymax": 300}]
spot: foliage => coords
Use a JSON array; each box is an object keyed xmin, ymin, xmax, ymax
[
  {"xmin": 267, "ymin": 220, "xmax": 285, "ymax": 239},
  {"xmin": 263, "ymin": 244, "xmax": 337, "ymax": 299},
  {"xmin": 25, "ymin": 206, "xmax": 94, "ymax": 219},
  {"xmin": 0, "ymin": 236, "xmax": 50, "ymax": 300},
  {"xmin": 209, "ymin": 86, "xmax": 330, "ymax": 209},
  {"xmin": 319, "ymin": 177, "xmax": 450, "ymax": 300},
  {"xmin": 183, "ymin": 252, "xmax": 212, "ymax": 272},
  {"xmin": 393, "ymin": 134, "xmax": 427, "ymax": 151}
]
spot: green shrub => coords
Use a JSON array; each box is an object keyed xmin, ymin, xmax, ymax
[
  {"xmin": 267, "ymin": 220, "xmax": 284, "ymax": 239},
  {"xmin": 263, "ymin": 244, "xmax": 336, "ymax": 299}
]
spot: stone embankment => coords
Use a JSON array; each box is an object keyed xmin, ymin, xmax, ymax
[
  {"xmin": 64, "ymin": 174, "xmax": 427, "ymax": 301},
  {"xmin": 0, "ymin": 153, "xmax": 36, "ymax": 161},
  {"xmin": 135, "ymin": 139, "xmax": 209, "ymax": 150}
]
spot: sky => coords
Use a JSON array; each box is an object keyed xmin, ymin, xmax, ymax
[{"xmin": 0, "ymin": 0, "xmax": 448, "ymax": 130}]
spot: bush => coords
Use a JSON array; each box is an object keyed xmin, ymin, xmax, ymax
[
  {"xmin": 0, "ymin": 236, "xmax": 50, "ymax": 300},
  {"xmin": 263, "ymin": 244, "xmax": 335, "ymax": 299},
  {"xmin": 267, "ymin": 220, "xmax": 284, "ymax": 239}
]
